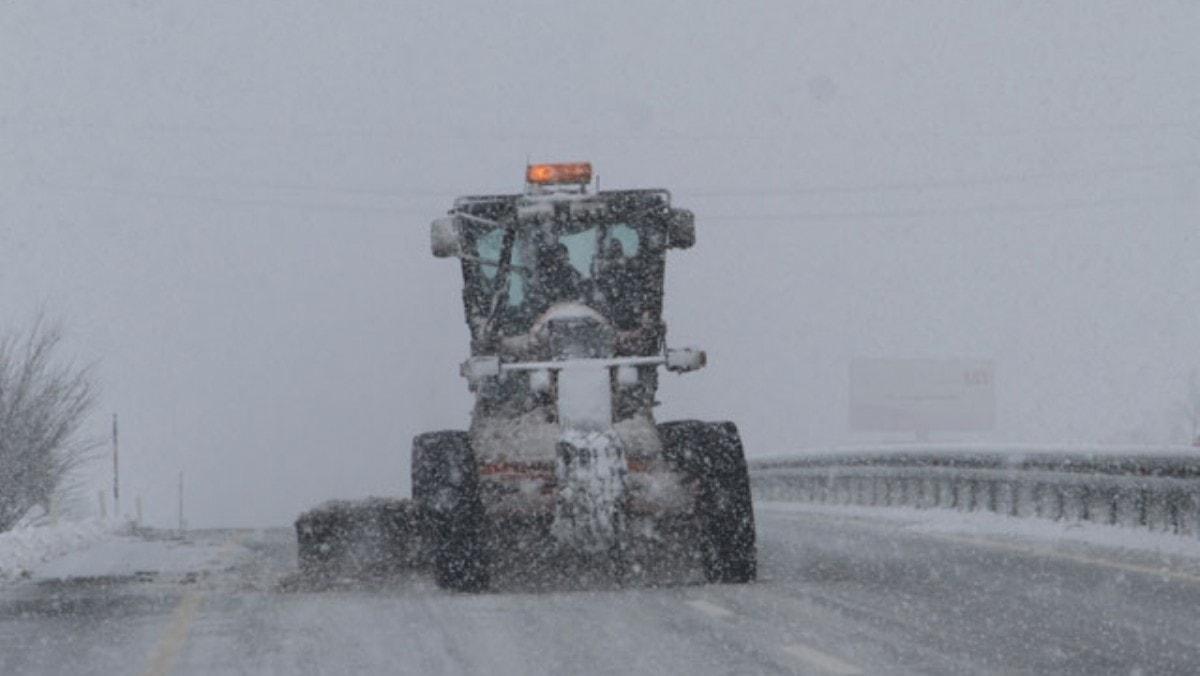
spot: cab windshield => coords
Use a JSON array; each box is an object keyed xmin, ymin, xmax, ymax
[{"xmin": 466, "ymin": 220, "xmax": 655, "ymax": 339}]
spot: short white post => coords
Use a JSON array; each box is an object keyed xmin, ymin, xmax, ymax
[{"xmin": 177, "ymin": 471, "xmax": 184, "ymax": 532}]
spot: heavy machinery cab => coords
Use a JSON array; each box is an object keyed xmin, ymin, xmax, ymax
[
  {"xmin": 432, "ymin": 165, "xmax": 702, "ymax": 430},
  {"xmin": 442, "ymin": 188, "xmax": 694, "ymax": 355}
]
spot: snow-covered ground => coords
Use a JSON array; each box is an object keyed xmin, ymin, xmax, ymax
[
  {"xmin": 1, "ymin": 519, "xmax": 240, "ymax": 584},
  {"xmin": 33, "ymin": 533, "xmax": 235, "ymax": 581},
  {"xmin": 0, "ymin": 520, "xmax": 119, "ymax": 582},
  {"xmin": 6, "ymin": 510, "xmax": 1200, "ymax": 675},
  {"xmin": 759, "ymin": 500, "xmax": 1200, "ymax": 560}
]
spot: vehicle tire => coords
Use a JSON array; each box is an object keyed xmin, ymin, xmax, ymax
[
  {"xmin": 412, "ymin": 430, "xmax": 490, "ymax": 592},
  {"xmin": 659, "ymin": 420, "xmax": 757, "ymax": 584}
]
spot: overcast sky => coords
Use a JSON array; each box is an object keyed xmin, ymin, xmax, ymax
[{"xmin": 2, "ymin": 2, "xmax": 1198, "ymax": 527}]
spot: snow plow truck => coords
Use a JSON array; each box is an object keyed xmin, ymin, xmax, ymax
[{"xmin": 296, "ymin": 163, "xmax": 756, "ymax": 591}]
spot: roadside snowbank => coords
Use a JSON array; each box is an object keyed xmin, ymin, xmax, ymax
[
  {"xmin": 758, "ymin": 501, "xmax": 1200, "ymax": 560},
  {"xmin": 34, "ymin": 535, "xmax": 232, "ymax": 581},
  {"xmin": 0, "ymin": 520, "xmax": 118, "ymax": 582}
]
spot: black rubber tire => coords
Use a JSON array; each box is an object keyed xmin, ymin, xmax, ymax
[
  {"xmin": 412, "ymin": 430, "xmax": 490, "ymax": 592},
  {"xmin": 659, "ymin": 420, "xmax": 757, "ymax": 584}
]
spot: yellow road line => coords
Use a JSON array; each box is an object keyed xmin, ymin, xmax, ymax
[
  {"xmin": 782, "ymin": 643, "xmax": 864, "ymax": 675},
  {"xmin": 683, "ymin": 594, "xmax": 864, "ymax": 674},
  {"xmin": 926, "ymin": 531, "xmax": 1200, "ymax": 587},
  {"xmin": 142, "ymin": 590, "xmax": 203, "ymax": 676},
  {"xmin": 685, "ymin": 598, "xmax": 736, "ymax": 619},
  {"xmin": 141, "ymin": 532, "xmax": 246, "ymax": 676}
]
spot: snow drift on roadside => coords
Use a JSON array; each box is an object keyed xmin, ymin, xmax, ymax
[{"xmin": 0, "ymin": 520, "xmax": 117, "ymax": 582}]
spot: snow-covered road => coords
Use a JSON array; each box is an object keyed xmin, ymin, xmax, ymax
[{"xmin": 2, "ymin": 505, "xmax": 1200, "ymax": 675}]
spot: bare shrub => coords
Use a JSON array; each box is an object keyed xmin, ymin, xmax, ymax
[{"xmin": 0, "ymin": 318, "xmax": 99, "ymax": 531}]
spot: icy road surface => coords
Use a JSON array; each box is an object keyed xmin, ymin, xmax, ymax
[{"xmin": 3, "ymin": 506, "xmax": 1200, "ymax": 675}]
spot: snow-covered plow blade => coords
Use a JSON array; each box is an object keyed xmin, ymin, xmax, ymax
[{"xmin": 295, "ymin": 497, "xmax": 428, "ymax": 579}]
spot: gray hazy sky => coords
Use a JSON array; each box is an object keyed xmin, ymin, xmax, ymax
[{"xmin": 2, "ymin": 2, "xmax": 1198, "ymax": 527}]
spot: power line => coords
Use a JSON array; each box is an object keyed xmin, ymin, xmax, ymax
[
  {"xmin": 702, "ymin": 193, "xmax": 1186, "ymax": 223},
  {"xmin": 24, "ymin": 180, "xmax": 437, "ymax": 216},
  {"xmin": 3, "ymin": 117, "xmax": 1196, "ymax": 143},
  {"xmin": 26, "ymin": 179, "xmax": 1183, "ymax": 224},
  {"xmin": 26, "ymin": 157, "xmax": 1197, "ymax": 206},
  {"xmin": 679, "ymin": 160, "xmax": 1200, "ymax": 198},
  {"xmin": 21, "ymin": 154, "xmax": 1196, "ymax": 206}
]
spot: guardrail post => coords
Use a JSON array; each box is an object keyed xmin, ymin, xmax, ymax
[
  {"xmin": 1147, "ymin": 487, "xmax": 1164, "ymax": 532},
  {"xmin": 1167, "ymin": 489, "xmax": 1182, "ymax": 535},
  {"xmin": 1019, "ymin": 481, "xmax": 1036, "ymax": 518},
  {"xmin": 1192, "ymin": 489, "xmax": 1200, "ymax": 539}
]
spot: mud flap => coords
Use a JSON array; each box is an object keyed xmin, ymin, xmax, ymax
[{"xmin": 550, "ymin": 429, "xmax": 629, "ymax": 555}]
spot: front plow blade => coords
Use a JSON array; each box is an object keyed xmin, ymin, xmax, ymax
[{"xmin": 295, "ymin": 497, "xmax": 427, "ymax": 580}]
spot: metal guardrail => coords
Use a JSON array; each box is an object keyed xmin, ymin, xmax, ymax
[{"xmin": 748, "ymin": 445, "xmax": 1200, "ymax": 538}]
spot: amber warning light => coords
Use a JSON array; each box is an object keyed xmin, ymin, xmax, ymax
[{"xmin": 526, "ymin": 162, "xmax": 592, "ymax": 185}]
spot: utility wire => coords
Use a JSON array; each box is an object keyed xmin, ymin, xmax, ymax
[
  {"xmin": 27, "ymin": 180, "xmax": 1184, "ymax": 224},
  {"xmin": 24, "ymin": 157, "xmax": 1197, "ymax": 205},
  {"xmin": 679, "ymin": 160, "xmax": 1200, "ymax": 198},
  {"xmin": 24, "ymin": 180, "xmax": 435, "ymax": 216},
  {"xmin": 702, "ymin": 193, "xmax": 1186, "ymax": 223}
]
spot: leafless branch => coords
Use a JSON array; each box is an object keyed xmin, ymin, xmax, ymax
[{"xmin": 0, "ymin": 316, "xmax": 100, "ymax": 531}]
